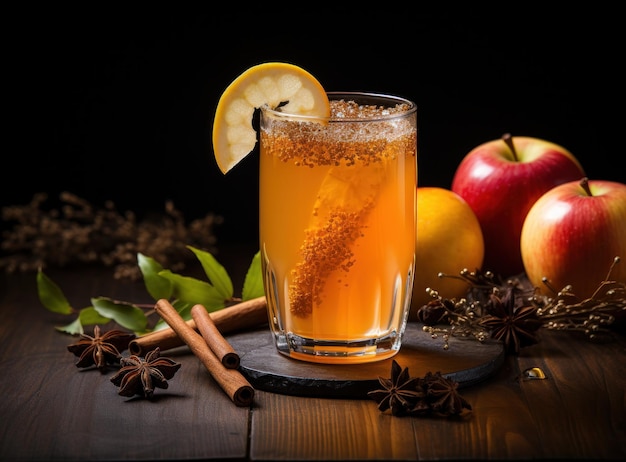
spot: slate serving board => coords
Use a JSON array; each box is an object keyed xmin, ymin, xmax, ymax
[{"xmin": 227, "ymin": 323, "xmax": 505, "ymax": 399}]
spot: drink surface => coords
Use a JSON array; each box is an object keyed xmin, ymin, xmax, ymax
[{"xmin": 260, "ymin": 98, "xmax": 417, "ymax": 360}]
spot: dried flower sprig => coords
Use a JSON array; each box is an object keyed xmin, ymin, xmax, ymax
[
  {"xmin": 532, "ymin": 257, "xmax": 626, "ymax": 338},
  {"xmin": 1, "ymin": 192, "xmax": 222, "ymax": 280},
  {"xmin": 418, "ymin": 257, "xmax": 625, "ymax": 353}
]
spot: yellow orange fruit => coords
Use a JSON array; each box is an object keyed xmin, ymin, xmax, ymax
[
  {"xmin": 212, "ymin": 62, "xmax": 330, "ymax": 174},
  {"xmin": 410, "ymin": 187, "xmax": 485, "ymax": 318}
]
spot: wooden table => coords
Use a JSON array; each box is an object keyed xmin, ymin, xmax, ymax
[{"xmin": 1, "ymin": 254, "xmax": 625, "ymax": 461}]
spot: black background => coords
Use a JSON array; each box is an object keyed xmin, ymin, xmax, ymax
[{"xmin": 4, "ymin": 6, "xmax": 621, "ymax": 251}]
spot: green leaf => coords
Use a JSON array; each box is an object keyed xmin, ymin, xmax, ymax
[
  {"xmin": 187, "ymin": 245, "xmax": 233, "ymax": 300},
  {"xmin": 54, "ymin": 307, "xmax": 113, "ymax": 335},
  {"xmin": 158, "ymin": 269, "xmax": 225, "ymax": 310},
  {"xmin": 78, "ymin": 306, "xmax": 112, "ymax": 326},
  {"xmin": 138, "ymin": 253, "xmax": 173, "ymax": 300},
  {"xmin": 91, "ymin": 297, "xmax": 148, "ymax": 333},
  {"xmin": 37, "ymin": 269, "xmax": 73, "ymax": 314},
  {"xmin": 242, "ymin": 251, "xmax": 265, "ymax": 301},
  {"xmin": 55, "ymin": 317, "xmax": 84, "ymax": 335},
  {"xmin": 172, "ymin": 299, "xmax": 195, "ymax": 321}
]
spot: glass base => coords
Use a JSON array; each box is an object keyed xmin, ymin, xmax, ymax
[{"xmin": 273, "ymin": 331, "xmax": 403, "ymax": 364}]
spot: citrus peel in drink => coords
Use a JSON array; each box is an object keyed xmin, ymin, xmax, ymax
[{"xmin": 212, "ymin": 62, "xmax": 330, "ymax": 174}]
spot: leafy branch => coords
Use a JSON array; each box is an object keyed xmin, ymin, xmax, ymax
[{"xmin": 37, "ymin": 245, "xmax": 264, "ymax": 336}]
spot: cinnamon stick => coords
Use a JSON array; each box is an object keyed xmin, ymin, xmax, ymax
[
  {"xmin": 129, "ymin": 296, "xmax": 267, "ymax": 356},
  {"xmin": 154, "ymin": 299, "xmax": 255, "ymax": 407},
  {"xmin": 191, "ymin": 304, "xmax": 239, "ymax": 369}
]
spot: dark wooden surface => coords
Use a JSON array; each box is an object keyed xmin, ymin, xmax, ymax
[{"xmin": 1, "ymin": 258, "xmax": 625, "ymax": 461}]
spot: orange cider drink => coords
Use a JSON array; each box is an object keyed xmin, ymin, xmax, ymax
[{"xmin": 259, "ymin": 92, "xmax": 417, "ymax": 364}]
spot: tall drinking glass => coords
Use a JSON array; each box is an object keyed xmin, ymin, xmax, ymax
[{"xmin": 259, "ymin": 92, "xmax": 417, "ymax": 364}]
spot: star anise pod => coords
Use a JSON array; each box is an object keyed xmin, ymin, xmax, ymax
[
  {"xmin": 67, "ymin": 325, "xmax": 136, "ymax": 373},
  {"xmin": 416, "ymin": 298, "xmax": 454, "ymax": 325},
  {"xmin": 413, "ymin": 371, "xmax": 472, "ymax": 417},
  {"xmin": 110, "ymin": 347, "xmax": 181, "ymax": 399},
  {"xmin": 479, "ymin": 286, "xmax": 542, "ymax": 354},
  {"xmin": 367, "ymin": 360, "xmax": 423, "ymax": 416},
  {"xmin": 369, "ymin": 361, "xmax": 472, "ymax": 418}
]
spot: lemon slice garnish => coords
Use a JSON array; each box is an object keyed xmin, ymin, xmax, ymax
[{"xmin": 212, "ymin": 62, "xmax": 330, "ymax": 174}]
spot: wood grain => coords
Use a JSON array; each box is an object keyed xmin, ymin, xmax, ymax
[
  {"xmin": 251, "ymin": 391, "xmax": 419, "ymax": 460},
  {"xmin": 516, "ymin": 330, "xmax": 626, "ymax": 459},
  {"xmin": 1, "ymin": 265, "xmax": 625, "ymax": 461}
]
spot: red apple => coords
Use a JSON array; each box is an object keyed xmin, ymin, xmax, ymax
[
  {"xmin": 521, "ymin": 178, "xmax": 626, "ymax": 300},
  {"xmin": 451, "ymin": 134, "xmax": 585, "ymax": 277}
]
